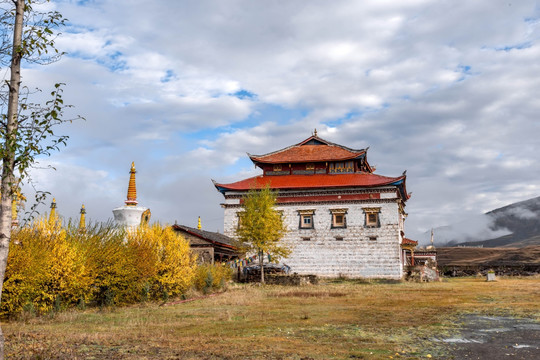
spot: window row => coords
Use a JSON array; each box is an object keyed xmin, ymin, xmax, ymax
[
  {"xmin": 235, "ymin": 208, "xmax": 381, "ymax": 229},
  {"xmin": 272, "ymin": 161, "xmax": 355, "ymax": 173},
  {"xmin": 302, "ymin": 236, "xmax": 378, "ymax": 241},
  {"xmin": 298, "ymin": 208, "xmax": 381, "ymax": 229}
]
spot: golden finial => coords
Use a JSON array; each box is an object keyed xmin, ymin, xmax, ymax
[
  {"xmin": 11, "ymin": 198, "xmax": 18, "ymax": 228},
  {"xmin": 197, "ymin": 216, "xmax": 201, "ymax": 230},
  {"xmin": 314, "ymin": 128, "xmax": 318, "ymax": 137},
  {"xmin": 10, "ymin": 185, "xmax": 25, "ymax": 228},
  {"xmin": 79, "ymin": 204, "xmax": 86, "ymax": 231},
  {"xmin": 125, "ymin": 162, "xmax": 138, "ymax": 206},
  {"xmin": 49, "ymin": 198, "xmax": 57, "ymax": 223},
  {"xmin": 141, "ymin": 208, "xmax": 151, "ymax": 225}
]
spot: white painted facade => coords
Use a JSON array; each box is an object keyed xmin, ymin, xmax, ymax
[
  {"xmin": 222, "ymin": 187, "xmax": 406, "ymax": 279},
  {"xmin": 112, "ymin": 205, "xmax": 148, "ymax": 229}
]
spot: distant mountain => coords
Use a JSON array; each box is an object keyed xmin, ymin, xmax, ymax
[{"xmin": 452, "ymin": 196, "xmax": 540, "ymax": 248}]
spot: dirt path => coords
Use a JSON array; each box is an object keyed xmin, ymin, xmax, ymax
[{"xmin": 435, "ymin": 314, "xmax": 540, "ymax": 359}]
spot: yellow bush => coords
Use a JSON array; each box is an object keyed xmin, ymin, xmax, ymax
[
  {"xmin": 2, "ymin": 220, "xmax": 203, "ymax": 317},
  {"xmin": 2, "ymin": 217, "xmax": 91, "ymax": 317},
  {"xmin": 71, "ymin": 222, "xmax": 141, "ymax": 306},
  {"xmin": 126, "ymin": 224, "xmax": 197, "ymax": 300},
  {"xmin": 194, "ymin": 263, "xmax": 233, "ymax": 293}
]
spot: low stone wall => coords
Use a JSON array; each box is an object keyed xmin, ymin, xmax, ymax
[
  {"xmin": 405, "ymin": 265, "xmax": 439, "ymax": 282},
  {"xmin": 264, "ymin": 274, "xmax": 319, "ymax": 286}
]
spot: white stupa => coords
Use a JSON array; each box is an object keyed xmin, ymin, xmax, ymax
[{"xmin": 113, "ymin": 162, "xmax": 150, "ymax": 228}]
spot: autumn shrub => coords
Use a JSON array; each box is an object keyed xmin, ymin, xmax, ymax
[
  {"xmin": 126, "ymin": 224, "xmax": 198, "ymax": 301},
  {"xmin": 2, "ymin": 216, "xmax": 91, "ymax": 317},
  {"xmin": 2, "ymin": 219, "xmax": 205, "ymax": 318},
  {"xmin": 68, "ymin": 221, "xmax": 142, "ymax": 307},
  {"xmin": 194, "ymin": 263, "xmax": 233, "ymax": 293}
]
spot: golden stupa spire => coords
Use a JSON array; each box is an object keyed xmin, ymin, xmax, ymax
[
  {"xmin": 125, "ymin": 162, "xmax": 138, "ymax": 206},
  {"xmin": 11, "ymin": 198, "xmax": 18, "ymax": 228},
  {"xmin": 79, "ymin": 204, "xmax": 86, "ymax": 231},
  {"xmin": 49, "ymin": 198, "xmax": 57, "ymax": 223},
  {"xmin": 10, "ymin": 182, "xmax": 25, "ymax": 228},
  {"xmin": 197, "ymin": 216, "xmax": 201, "ymax": 230}
]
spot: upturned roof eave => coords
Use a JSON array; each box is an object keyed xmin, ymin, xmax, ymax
[{"xmin": 213, "ymin": 173, "xmax": 407, "ymax": 193}]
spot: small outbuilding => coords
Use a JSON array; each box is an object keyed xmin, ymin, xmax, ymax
[{"xmin": 172, "ymin": 224, "xmax": 238, "ymax": 264}]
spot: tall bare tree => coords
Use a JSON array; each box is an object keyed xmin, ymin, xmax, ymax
[{"xmin": 0, "ymin": 2, "xmax": 78, "ymax": 354}]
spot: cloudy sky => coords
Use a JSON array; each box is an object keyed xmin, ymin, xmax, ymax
[{"xmin": 11, "ymin": 0, "xmax": 540, "ymax": 242}]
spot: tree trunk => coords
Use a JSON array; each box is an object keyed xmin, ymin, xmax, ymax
[
  {"xmin": 0, "ymin": 0, "xmax": 24, "ymax": 303},
  {"xmin": 259, "ymin": 250, "xmax": 265, "ymax": 284},
  {"xmin": 0, "ymin": 3, "xmax": 24, "ymax": 356}
]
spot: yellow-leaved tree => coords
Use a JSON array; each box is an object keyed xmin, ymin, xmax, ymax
[{"xmin": 236, "ymin": 186, "xmax": 290, "ymax": 284}]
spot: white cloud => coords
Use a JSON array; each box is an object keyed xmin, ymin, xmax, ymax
[{"xmin": 9, "ymin": 0, "xmax": 538, "ymax": 239}]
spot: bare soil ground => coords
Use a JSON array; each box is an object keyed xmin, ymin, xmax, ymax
[{"xmin": 437, "ymin": 315, "xmax": 540, "ymax": 359}]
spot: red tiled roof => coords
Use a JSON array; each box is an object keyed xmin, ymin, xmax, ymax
[
  {"xmin": 249, "ymin": 136, "xmax": 366, "ymax": 164},
  {"xmin": 402, "ymin": 238, "xmax": 418, "ymax": 246},
  {"xmin": 214, "ymin": 173, "xmax": 405, "ymax": 191}
]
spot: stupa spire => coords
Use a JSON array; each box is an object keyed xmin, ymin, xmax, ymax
[
  {"xmin": 11, "ymin": 187, "xmax": 25, "ymax": 228},
  {"xmin": 125, "ymin": 162, "xmax": 138, "ymax": 206},
  {"xmin": 79, "ymin": 204, "xmax": 86, "ymax": 231},
  {"xmin": 11, "ymin": 198, "xmax": 18, "ymax": 228},
  {"xmin": 49, "ymin": 198, "xmax": 57, "ymax": 223},
  {"xmin": 197, "ymin": 216, "xmax": 201, "ymax": 230}
]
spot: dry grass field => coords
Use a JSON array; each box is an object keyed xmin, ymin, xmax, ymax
[{"xmin": 3, "ymin": 277, "xmax": 540, "ymax": 359}]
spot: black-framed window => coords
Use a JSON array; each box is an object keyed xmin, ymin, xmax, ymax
[
  {"xmin": 363, "ymin": 207, "xmax": 381, "ymax": 228},
  {"xmin": 330, "ymin": 209, "xmax": 347, "ymax": 228}
]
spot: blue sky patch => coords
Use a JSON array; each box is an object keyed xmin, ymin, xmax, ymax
[
  {"xmin": 161, "ymin": 69, "xmax": 176, "ymax": 83},
  {"xmin": 96, "ymin": 51, "xmax": 127, "ymax": 72},
  {"xmin": 231, "ymin": 89, "xmax": 257, "ymax": 100},
  {"xmin": 455, "ymin": 65, "xmax": 473, "ymax": 81},
  {"xmin": 495, "ymin": 42, "xmax": 532, "ymax": 52}
]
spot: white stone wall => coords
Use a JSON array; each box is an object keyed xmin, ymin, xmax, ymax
[{"xmin": 223, "ymin": 194, "xmax": 405, "ymax": 279}]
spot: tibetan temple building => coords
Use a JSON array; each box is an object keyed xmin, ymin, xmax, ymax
[{"xmin": 214, "ymin": 132, "xmax": 412, "ymax": 279}]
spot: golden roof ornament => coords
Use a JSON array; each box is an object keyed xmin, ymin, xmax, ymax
[
  {"xmin": 9, "ymin": 185, "xmax": 25, "ymax": 228},
  {"xmin": 141, "ymin": 208, "xmax": 151, "ymax": 225},
  {"xmin": 125, "ymin": 162, "xmax": 138, "ymax": 206},
  {"xmin": 197, "ymin": 216, "xmax": 201, "ymax": 230},
  {"xmin": 49, "ymin": 198, "xmax": 57, "ymax": 223},
  {"xmin": 79, "ymin": 204, "xmax": 86, "ymax": 231},
  {"xmin": 11, "ymin": 198, "xmax": 18, "ymax": 228}
]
